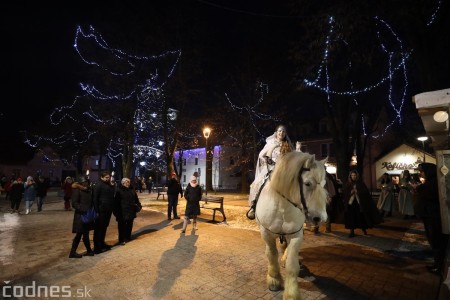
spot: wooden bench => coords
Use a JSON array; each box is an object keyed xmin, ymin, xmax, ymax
[
  {"xmin": 201, "ymin": 196, "xmax": 226, "ymax": 223},
  {"xmin": 157, "ymin": 187, "xmax": 168, "ymax": 200}
]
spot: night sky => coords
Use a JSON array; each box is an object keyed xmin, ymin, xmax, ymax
[{"xmin": 1, "ymin": 1, "xmax": 449, "ymax": 163}]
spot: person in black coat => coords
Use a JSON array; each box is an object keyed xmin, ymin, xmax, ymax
[
  {"xmin": 182, "ymin": 176, "xmax": 202, "ymax": 233},
  {"xmin": 9, "ymin": 177, "xmax": 24, "ymax": 213},
  {"xmin": 35, "ymin": 175, "xmax": 50, "ymax": 212},
  {"xmin": 115, "ymin": 178, "xmax": 142, "ymax": 245},
  {"xmin": 166, "ymin": 172, "xmax": 183, "ymax": 220},
  {"xmin": 69, "ymin": 176, "xmax": 95, "ymax": 258},
  {"xmin": 343, "ymin": 170, "xmax": 381, "ymax": 237},
  {"xmin": 415, "ymin": 163, "xmax": 450, "ymax": 275},
  {"xmin": 93, "ymin": 171, "xmax": 116, "ymax": 254}
]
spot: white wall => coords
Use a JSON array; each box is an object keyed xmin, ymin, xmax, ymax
[{"xmin": 175, "ymin": 145, "xmax": 241, "ymax": 190}]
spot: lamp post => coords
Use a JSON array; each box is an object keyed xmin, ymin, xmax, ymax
[
  {"xmin": 203, "ymin": 127, "xmax": 212, "ymax": 193},
  {"xmin": 417, "ymin": 136, "xmax": 428, "ymax": 162}
]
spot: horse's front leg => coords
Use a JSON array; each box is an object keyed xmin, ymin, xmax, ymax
[
  {"xmin": 283, "ymin": 234, "xmax": 303, "ymax": 300},
  {"xmin": 262, "ymin": 233, "xmax": 283, "ymax": 291},
  {"xmin": 280, "ymin": 238, "xmax": 288, "ymax": 268}
]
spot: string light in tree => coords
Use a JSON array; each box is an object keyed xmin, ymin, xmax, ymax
[
  {"xmin": 427, "ymin": 0, "xmax": 442, "ymax": 26},
  {"xmin": 26, "ymin": 25, "xmax": 181, "ymax": 170},
  {"xmin": 303, "ymin": 16, "xmax": 410, "ymax": 138},
  {"xmin": 225, "ymin": 81, "xmax": 279, "ymax": 141}
]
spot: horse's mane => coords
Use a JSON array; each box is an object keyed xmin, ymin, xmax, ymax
[{"xmin": 269, "ymin": 151, "xmax": 325, "ymax": 204}]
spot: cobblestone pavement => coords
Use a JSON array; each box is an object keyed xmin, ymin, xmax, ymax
[{"xmin": 0, "ymin": 191, "xmax": 442, "ymax": 299}]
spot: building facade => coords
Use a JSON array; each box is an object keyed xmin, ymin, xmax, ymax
[
  {"xmin": 175, "ymin": 145, "xmax": 242, "ymax": 191},
  {"xmin": 0, "ymin": 147, "xmax": 76, "ymax": 185}
]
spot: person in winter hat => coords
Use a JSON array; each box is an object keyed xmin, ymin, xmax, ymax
[
  {"xmin": 24, "ymin": 176, "xmax": 37, "ymax": 214},
  {"xmin": 181, "ymin": 176, "xmax": 202, "ymax": 233}
]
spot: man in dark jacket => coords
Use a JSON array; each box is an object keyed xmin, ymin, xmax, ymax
[
  {"xmin": 415, "ymin": 163, "xmax": 450, "ymax": 275},
  {"xmin": 35, "ymin": 175, "xmax": 50, "ymax": 212},
  {"xmin": 166, "ymin": 172, "xmax": 183, "ymax": 220},
  {"xmin": 93, "ymin": 171, "xmax": 116, "ymax": 254}
]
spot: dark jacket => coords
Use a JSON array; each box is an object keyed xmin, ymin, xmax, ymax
[
  {"xmin": 36, "ymin": 179, "xmax": 49, "ymax": 197},
  {"xmin": 415, "ymin": 163, "xmax": 440, "ymax": 218},
  {"xmin": 166, "ymin": 178, "xmax": 183, "ymax": 196},
  {"xmin": 115, "ymin": 185, "xmax": 142, "ymax": 221},
  {"xmin": 343, "ymin": 179, "xmax": 381, "ymax": 229},
  {"xmin": 71, "ymin": 182, "xmax": 95, "ymax": 233},
  {"xmin": 184, "ymin": 183, "xmax": 202, "ymax": 216},
  {"xmin": 93, "ymin": 180, "xmax": 116, "ymax": 211},
  {"xmin": 9, "ymin": 181, "xmax": 24, "ymax": 201}
]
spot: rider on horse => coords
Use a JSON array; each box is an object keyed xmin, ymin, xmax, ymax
[{"xmin": 247, "ymin": 124, "xmax": 296, "ymax": 220}]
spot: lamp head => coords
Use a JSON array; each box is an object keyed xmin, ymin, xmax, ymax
[
  {"xmin": 203, "ymin": 127, "xmax": 211, "ymax": 139},
  {"xmin": 417, "ymin": 136, "xmax": 428, "ymax": 142},
  {"xmin": 433, "ymin": 111, "xmax": 448, "ymax": 123}
]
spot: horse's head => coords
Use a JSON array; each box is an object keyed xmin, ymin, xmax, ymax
[
  {"xmin": 301, "ymin": 155, "xmax": 328, "ymax": 222},
  {"xmin": 270, "ymin": 151, "xmax": 328, "ymax": 222}
]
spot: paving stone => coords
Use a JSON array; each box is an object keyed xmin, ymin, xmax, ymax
[{"xmin": 0, "ymin": 193, "xmax": 442, "ymax": 299}]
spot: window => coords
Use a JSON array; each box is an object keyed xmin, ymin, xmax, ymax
[
  {"xmin": 183, "ymin": 159, "xmax": 186, "ymax": 166},
  {"xmin": 329, "ymin": 143, "xmax": 335, "ymax": 156},
  {"xmin": 183, "ymin": 175, "xmax": 186, "ymax": 183},
  {"xmin": 321, "ymin": 144, "xmax": 328, "ymax": 157},
  {"xmin": 195, "ymin": 157, "xmax": 198, "ymax": 165}
]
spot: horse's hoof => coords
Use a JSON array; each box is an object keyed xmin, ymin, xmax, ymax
[{"xmin": 269, "ymin": 284, "xmax": 282, "ymax": 292}]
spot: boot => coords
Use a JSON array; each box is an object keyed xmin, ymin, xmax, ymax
[
  {"xmin": 246, "ymin": 201, "xmax": 256, "ymax": 220},
  {"xmin": 313, "ymin": 226, "xmax": 319, "ymax": 235},
  {"xmin": 69, "ymin": 249, "xmax": 82, "ymax": 258},
  {"xmin": 193, "ymin": 219, "xmax": 197, "ymax": 231},
  {"xmin": 349, "ymin": 229, "xmax": 355, "ymax": 238},
  {"xmin": 325, "ymin": 224, "xmax": 331, "ymax": 233},
  {"xmin": 181, "ymin": 217, "xmax": 189, "ymax": 233},
  {"xmin": 83, "ymin": 239, "xmax": 94, "ymax": 256}
]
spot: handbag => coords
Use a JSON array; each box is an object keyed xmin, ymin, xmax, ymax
[
  {"xmin": 134, "ymin": 202, "xmax": 142, "ymax": 213},
  {"xmin": 81, "ymin": 207, "xmax": 98, "ymax": 224}
]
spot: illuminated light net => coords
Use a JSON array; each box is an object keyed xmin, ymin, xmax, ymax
[
  {"xmin": 25, "ymin": 25, "xmax": 181, "ymax": 168},
  {"xmin": 303, "ymin": 16, "xmax": 411, "ymax": 138},
  {"xmin": 225, "ymin": 81, "xmax": 279, "ymax": 143}
]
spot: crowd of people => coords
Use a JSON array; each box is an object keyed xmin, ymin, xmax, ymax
[{"xmin": 1, "ymin": 124, "xmax": 448, "ymax": 275}]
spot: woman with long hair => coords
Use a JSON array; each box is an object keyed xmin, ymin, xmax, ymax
[{"xmin": 247, "ymin": 124, "xmax": 293, "ymax": 219}]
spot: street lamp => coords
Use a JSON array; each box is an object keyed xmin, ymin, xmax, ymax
[
  {"xmin": 417, "ymin": 136, "xmax": 428, "ymax": 162},
  {"xmin": 203, "ymin": 127, "xmax": 212, "ymax": 193}
]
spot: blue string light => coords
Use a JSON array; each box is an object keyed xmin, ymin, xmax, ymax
[
  {"xmin": 303, "ymin": 16, "xmax": 411, "ymax": 138},
  {"xmin": 26, "ymin": 25, "xmax": 181, "ymax": 170},
  {"xmin": 225, "ymin": 81, "xmax": 279, "ymax": 141}
]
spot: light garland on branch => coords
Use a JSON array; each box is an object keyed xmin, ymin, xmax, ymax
[
  {"xmin": 26, "ymin": 25, "xmax": 181, "ymax": 170},
  {"xmin": 303, "ymin": 16, "xmax": 411, "ymax": 138},
  {"xmin": 225, "ymin": 81, "xmax": 279, "ymax": 141}
]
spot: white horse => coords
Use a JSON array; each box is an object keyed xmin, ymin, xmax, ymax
[{"xmin": 255, "ymin": 151, "xmax": 328, "ymax": 300}]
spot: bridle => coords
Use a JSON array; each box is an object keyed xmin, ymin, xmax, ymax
[{"xmin": 256, "ymin": 166, "xmax": 311, "ymax": 242}]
